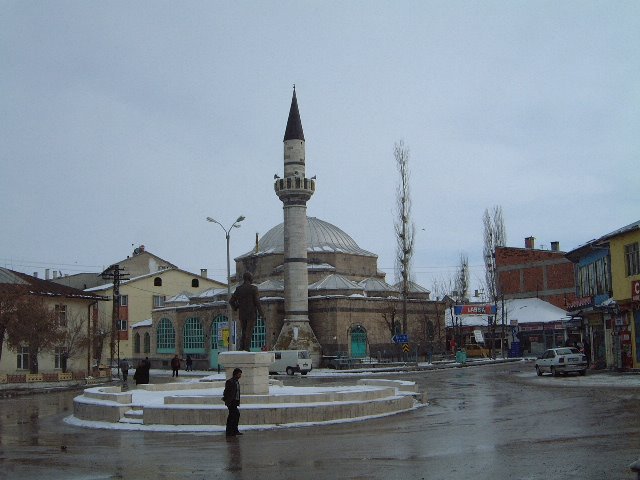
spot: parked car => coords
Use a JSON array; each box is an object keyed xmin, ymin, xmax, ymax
[{"xmin": 535, "ymin": 347, "xmax": 587, "ymax": 377}]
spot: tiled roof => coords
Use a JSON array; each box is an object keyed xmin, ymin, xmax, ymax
[{"xmin": 0, "ymin": 267, "xmax": 105, "ymax": 300}]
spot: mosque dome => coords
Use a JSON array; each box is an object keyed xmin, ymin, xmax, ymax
[{"xmin": 238, "ymin": 217, "xmax": 376, "ymax": 259}]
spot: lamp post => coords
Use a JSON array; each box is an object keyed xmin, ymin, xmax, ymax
[{"xmin": 206, "ymin": 215, "xmax": 245, "ymax": 351}]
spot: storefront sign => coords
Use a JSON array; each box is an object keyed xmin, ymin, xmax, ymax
[
  {"xmin": 632, "ymin": 280, "xmax": 640, "ymax": 302},
  {"xmin": 566, "ymin": 296, "xmax": 594, "ymax": 311},
  {"xmin": 454, "ymin": 304, "xmax": 497, "ymax": 315}
]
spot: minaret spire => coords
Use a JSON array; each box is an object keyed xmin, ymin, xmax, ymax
[
  {"xmin": 273, "ymin": 87, "xmax": 320, "ymax": 361},
  {"xmin": 283, "ymin": 87, "xmax": 305, "ymax": 141}
]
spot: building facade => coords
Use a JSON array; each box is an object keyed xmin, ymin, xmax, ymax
[{"xmin": 495, "ymin": 237, "xmax": 576, "ymax": 309}]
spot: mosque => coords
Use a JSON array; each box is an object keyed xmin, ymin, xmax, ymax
[{"xmin": 139, "ymin": 90, "xmax": 446, "ymax": 370}]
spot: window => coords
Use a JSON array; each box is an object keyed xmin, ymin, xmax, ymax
[
  {"xmin": 250, "ymin": 317, "xmax": 266, "ymax": 350},
  {"xmin": 191, "ymin": 279, "xmax": 199, "ymax": 288},
  {"xmin": 625, "ymin": 242, "xmax": 640, "ymax": 277},
  {"xmin": 144, "ymin": 332, "xmax": 151, "ymax": 353},
  {"xmin": 54, "ymin": 347, "xmax": 65, "ymax": 369},
  {"xmin": 183, "ymin": 317, "xmax": 205, "ymax": 352},
  {"xmin": 55, "ymin": 304, "xmax": 67, "ymax": 327},
  {"xmin": 134, "ymin": 333, "xmax": 141, "ymax": 353},
  {"xmin": 119, "ymin": 295, "xmax": 128, "ymax": 307},
  {"xmin": 17, "ymin": 346, "xmax": 29, "ymax": 370},
  {"xmin": 578, "ymin": 256, "xmax": 610, "ymax": 297},
  {"xmin": 156, "ymin": 317, "xmax": 176, "ymax": 353},
  {"xmin": 153, "ymin": 295, "xmax": 166, "ymax": 308},
  {"xmin": 154, "ymin": 277, "xmax": 162, "ymax": 286},
  {"xmin": 116, "ymin": 319, "xmax": 128, "ymax": 331}
]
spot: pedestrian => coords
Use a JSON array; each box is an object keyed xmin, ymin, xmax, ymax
[
  {"xmin": 119, "ymin": 358, "xmax": 130, "ymax": 383},
  {"xmin": 171, "ymin": 354, "xmax": 180, "ymax": 377},
  {"xmin": 583, "ymin": 340, "xmax": 591, "ymax": 368},
  {"xmin": 229, "ymin": 272, "xmax": 265, "ymax": 351},
  {"xmin": 186, "ymin": 354, "xmax": 193, "ymax": 372},
  {"xmin": 222, "ymin": 368, "xmax": 243, "ymax": 437},
  {"xmin": 134, "ymin": 357, "xmax": 151, "ymax": 385}
]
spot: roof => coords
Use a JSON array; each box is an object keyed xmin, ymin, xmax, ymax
[
  {"xmin": 393, "ymin": 280, "xmax": 431, "ymax": 294},
  {"xmin": 239, "ymin": 217, "xmax": 376, "ymax": 259},
  {"xmin": 358, "ymin": 277, "xmax": 398, "ymax": 293},
  {"xmin": 447, "ymin": 298, "xmax": 570, "ymax": 327},
  {"xmin": 0, "ymin": 267, "xmax": 105, "ymax": 301},
  {"xmin": 85, "ymin": 267, "xmax": 224, "ymax": 292},
  {"xmin": 598, "ymin": 220, "xmax": 640, "ymax": 242},
  {"xmin": 308, "ymin": 274, "xmax": 363, "ymax": 292},
  {"xmin": 283, "ymin": 87, "xmax": 304, "ymax": 141}
]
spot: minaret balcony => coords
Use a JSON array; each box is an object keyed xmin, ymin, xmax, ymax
[{"xmin": 274, "ymin": 177, "xmax": 315, "ymax": 200}]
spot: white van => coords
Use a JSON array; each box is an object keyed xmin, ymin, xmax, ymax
[{"xmin": 269, "ymin": 350, "xmax": 312, "ymax": 375}]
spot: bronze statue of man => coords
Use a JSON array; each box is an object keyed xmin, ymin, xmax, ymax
[{"xmin": 229, "ymin": 272, "xmax": 265, "ymax": 351}]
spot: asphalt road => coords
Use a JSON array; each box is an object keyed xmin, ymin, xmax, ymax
[{"xmin": 0, "ymin": 362, "xmax": 638, "ymax": 480}]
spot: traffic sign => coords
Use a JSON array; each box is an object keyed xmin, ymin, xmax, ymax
[
  {"xmin": 392, "ymin": 334, "xmax": 408, "ymax": 344},
  {"xmin": 402, "ymin": 343, "xmax": 410, "ymax": 353}
]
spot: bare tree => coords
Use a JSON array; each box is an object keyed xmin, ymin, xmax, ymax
[
  {"xmin": 58, "ymin": 311, "xmax": 90, "ymax": 373},
  {"xmin": 455, "ymin": 252, "xmax": 470, "ymax": 303},
  {"xmin": 393, "ymin": 140, "xmax": 415, "ymax": 334},
  {"xmin": 92, "ymin": 314, "xmax": 112, "ymax": 368},
  {"xmin": 0, "ymin": 287, "xmax": 27, "ymax": 363},
  {"xmin": 483, "ymin": 205, "xmax": 507, "ymax": 303},
  {"xmin": 4, "ymin": 295, "xmax": 64, "ymax": 373}
]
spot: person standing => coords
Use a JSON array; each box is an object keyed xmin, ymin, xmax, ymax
[
  {"xmin": 222, "ymin": 368, "xmax": 243, "ymax": 436},
  {"xmin": 119, "ymin": 358, "xmax": 130, "ymax": 383},
  {"xmin": 186, "ymin": 354, "xmax": 193, "ymax": 372},
  {"xmin": 229, "ymin": 272, "xmax": 265, "ymax": 351},
  {"xmin": 171, "ymin": 355, "xmax": 180, "ymax": 377}
]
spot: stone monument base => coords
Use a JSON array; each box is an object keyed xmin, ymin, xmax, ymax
[{"xmin": 218, "ymin": 351, "xmax": 275, "ymax": 395}]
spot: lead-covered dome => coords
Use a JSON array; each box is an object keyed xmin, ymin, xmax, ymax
[{"xmin": 238, "ymin": 217, "xmax": 376, "ymax": 259}]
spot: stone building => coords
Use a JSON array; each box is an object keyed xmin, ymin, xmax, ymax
[{"xmin": 141, "ymin": 91, "xmax": 446, "ymax": 370}]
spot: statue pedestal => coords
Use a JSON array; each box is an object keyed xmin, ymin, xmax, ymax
[{"xmin": 218, "ymin": 351, "xmax": 275, "ymax": 395}]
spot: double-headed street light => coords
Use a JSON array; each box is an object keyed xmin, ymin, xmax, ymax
[{"xmin": 206, "ymin": 215, "xmax": 246, "ymax": 351}]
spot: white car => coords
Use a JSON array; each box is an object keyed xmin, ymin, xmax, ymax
[{"xmin": 535, "ymin": 347, "xmax": 587, "ymax": 377}]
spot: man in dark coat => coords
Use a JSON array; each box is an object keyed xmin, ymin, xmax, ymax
[
  {"xmin": 229, "ymin": 272, "xmax": 265, "ymax": 351},
  {"xmin": 222, "ymin": 368, "xmax": 243, "ymax": 436},
  {"xmin": 171, "ymin": 355, "xmax": 180, "ymax": 377}
]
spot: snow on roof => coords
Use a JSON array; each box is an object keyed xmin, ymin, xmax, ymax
[
  {"xmin": 358, "ymin": 277, "xmax": 398, "ymax": 293},
  {"xmin": 446, "ymin": 298, "xmax": 570, "ymax": 327},
  {"xmin": 132, "ymin": 318, "xmax": 152, "ymax": 328},
  {"xmin": 308, "ymin": 274, "xmax": 363, "ymax": 292}
]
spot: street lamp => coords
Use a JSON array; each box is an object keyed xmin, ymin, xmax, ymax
[{"xmin": 206, "ymin": 215, "xmax": 246, "ymax": 351}]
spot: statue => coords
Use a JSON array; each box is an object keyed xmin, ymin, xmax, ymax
[{"xmin": 229, "ymin": 272, "xmax": 265, "ymax": 351}]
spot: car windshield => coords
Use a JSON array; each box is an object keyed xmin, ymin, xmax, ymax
[
  {"xmin": 298, "ymin": 351, "xmax": 310, "ymax": 359},
  {"xmin": 556, "ymin": 347, "xmax": 580, "ymax": 355}
]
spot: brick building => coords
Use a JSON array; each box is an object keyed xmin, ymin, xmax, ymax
[{"xmin": 495, "ymin": 236, "xmax": 576, "ymax": 309}]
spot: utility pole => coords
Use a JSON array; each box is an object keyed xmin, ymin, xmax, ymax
[{"xmin": 101, "ymin": 264, "xmax": 129, "ymax": 373}]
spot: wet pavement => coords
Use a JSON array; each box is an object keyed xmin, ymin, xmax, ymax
[{"xmin": 0, "ymin": 363, "xmax": 638, "ymax": 479}]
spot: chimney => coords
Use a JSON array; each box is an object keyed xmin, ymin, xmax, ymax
[
  {"xmin": 525, "ymin": 237, "xmax": 535, "ymax": 249},
  {"xmin": 550, "ymin": 241, "xmax": 560, "ymax": 252},
  {"xmin": 53, "ymin": 270, "xmax": 58, "ymax": 279},
  {"xmin": 45, "ymin": 268, "xmax": 50, "ymax": 280},
  {"xmin": 200, "ymin": 269, "xmax": 208, "ymax": 278},
  {"xmin": 33, "ymin": 272, "xmax": 38, "ymax": 278}
]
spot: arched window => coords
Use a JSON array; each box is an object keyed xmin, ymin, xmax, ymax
[
  {"xmin": 144, "ymin": 332, "xmax": 151, "ymax": 353},
  {"xmin": 211, "ymin": 315, "xmax": 229, "ymax": 350},
  {"xmin": 183, "ymin": 317, "xmax": 205, "ymax": 353},
  {"xmin": 191, "ymin": 279, "xmax": 199, "ymax": 288},
  {"xmin": 134, "ymin": 332, "xmax": 141, "ymax": 353},
  {"xmin": 154, "ymin": 277, "xmax": 162, "ymax": 286},
  {"xmin": 156, "ymin": 317, "xmax": 175, "ymax": 353},
  {"xmin": 251, "ymin": 317, "xmax": 266, "ymax": 350}
]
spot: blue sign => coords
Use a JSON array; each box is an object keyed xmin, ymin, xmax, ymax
[{"xmin": 392, "ymin": 334, "xmax": 409, "ymax": 344}]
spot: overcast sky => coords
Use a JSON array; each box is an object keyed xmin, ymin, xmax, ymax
[{"xmin": 2, "ymin": 1, "xmax": 638, "ymax": 293}]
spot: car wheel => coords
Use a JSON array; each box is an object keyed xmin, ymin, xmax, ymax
[
  {"xmin": 579, "ymin": 369, "xmax": 586, "ymax": 376},
  {"xmin": 301, "ymin": 371, "xmax": 308, "ymax": 375},
  {"xmin": 551, "ymin": 366, "xmax": 559, "ymax": 377},
  {"xmin": 286, "ymin": 367, "xmax": 294, "ymax": 376},
  {"xmin": 536, "ymin": 366, "xmax": 543, "ymax": 376}
]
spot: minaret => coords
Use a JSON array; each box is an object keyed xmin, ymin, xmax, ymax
[{"xmin": 273, "ymin": 87, "xmax": 321, "ymax": 361}]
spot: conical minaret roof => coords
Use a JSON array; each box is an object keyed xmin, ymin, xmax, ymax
[{"xmin": 283, "ymin": 87, "xmax": 305, "ymax": 141}]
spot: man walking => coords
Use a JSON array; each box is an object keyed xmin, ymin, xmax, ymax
[
  {"xmin": 171, "ymin": 355, "xmax": 180, "ymax": 377},
  {"xmin": 229, "ymin": 272, "xmax": 265, "ymax": 351},
  {"xmin": 222, "ymin": 368, "xmax": 243, "ymax": 437}
]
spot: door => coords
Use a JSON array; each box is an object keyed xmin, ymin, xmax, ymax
[{"xmin": 350, "ymin": 325, "xmax": 367, "ymax": 358}]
